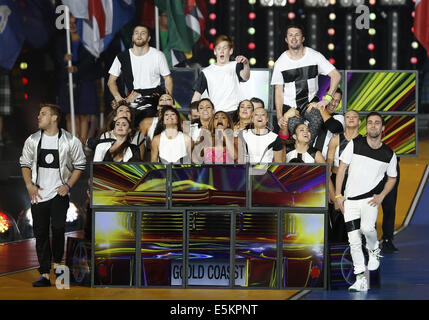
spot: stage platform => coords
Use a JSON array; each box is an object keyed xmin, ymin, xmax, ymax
[{"xmin": 0, "ymin": 132, "xmax": 428, "ymax": 301}]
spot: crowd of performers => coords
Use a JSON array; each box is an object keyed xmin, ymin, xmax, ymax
[{"xmin": 20, "ymin": 23, "xmax": 399, "ymax": 291}]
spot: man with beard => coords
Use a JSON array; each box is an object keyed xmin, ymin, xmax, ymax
[
  {"xmin": 107, "ymin": 25, "xmax": 173, "ymax": 105},
  {"xmin": 271, "ymin": 23, "xmax": 341, "ymax": 145},
  {"xmin": 335, "ymin": 112, "xmax": 397, "ymax": 292}
]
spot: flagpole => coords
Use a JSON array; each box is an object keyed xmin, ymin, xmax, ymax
[
  {"xmin": 65, "ymin": 6, "xmax": 76, "ymax": 137},
  {"xmin": 155, "ymin": 5, "xmax": 160, "ymax": 50}
]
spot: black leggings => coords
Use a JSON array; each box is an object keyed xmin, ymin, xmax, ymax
[{"xmin": 31, "ymin": 194, "xmax": 69, "ymax": 274}]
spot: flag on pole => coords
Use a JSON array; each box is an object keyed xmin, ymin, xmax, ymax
[
  {"xmin": 62, "ymin": 0, "xmax": 135, "ymax": 58},
  {"xmin": 154, "ymin": 0, "xmax": 200, "ymax": 67},
  {"xmin": 414, "ymin": 0, "xmax": 429, "ymax": 57},
  {"xmin": 0, "ymin": 0, "xmax": 25, "ymax": 70},
  {"xmin": 187, "ymin": 0, "xmax": 209, "ymax": 48}
]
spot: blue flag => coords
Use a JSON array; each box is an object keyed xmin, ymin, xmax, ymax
[{"xmin": 0, "ymin": 0, "xmax": 25, "ymax": 70}]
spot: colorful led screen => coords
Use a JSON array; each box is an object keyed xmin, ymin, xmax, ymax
[
  {"xmin": 141, "ymin": 212, "xmax": 184, "ymax": 287},
  {"xmin": 185, "ymin": 212, "xmax": 232, "ymax": 287},
  {"xmin": 235, "ymin": 212, "xmax": 277, "ymax": 288},
  {"xmin": 282, "ymin": 213, "xmax": 325, "ymax": 288},
  {"xmin": 92, "ymin": 163, "xmax": 167, "ymax": 207},
  {"xmin": 171, "ymin": 165, "xmax": 246, "ymax": 207},
  {"xmin": 94, "ymin": 211, "xmax": 136, "ymax": 286},
  {"xmin": 347, "ymin": 71, "xmax": 416, "ymax": 112},
  {"xmin": 251, "ymin": 164, "xmax": 327, "ymax": 208},
  {"xmin": 358, "ymin": 115, "xmax": 416, "ymax": 155}
]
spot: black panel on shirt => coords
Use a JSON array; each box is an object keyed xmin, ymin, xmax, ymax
[
  {"xmin": 38, "ymin": 149, "xmax": 60, "ymax": 169},
  {"xmin": 192, "ymin": 72, "xmax": 208, "ymax": 94},
  {"xmin": 272, "ymin": 136, "xmax": 283, "ymax": 151},
  {"xmin": 281, "ymin": 65, "xmax": 319, "ymax": 113},
  {"xmin": 235, "ymin": 62, "xmax": 245, "ymax": 82},
  {"xmin": 281, "ymin": 65, "xmax": 318, "ymax": 83},
  {"xmin": 353, "ymin": 137, "xmax": 394, "ymax": 163}
]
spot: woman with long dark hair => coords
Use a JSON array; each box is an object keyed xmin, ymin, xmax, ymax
[
  {"xmin": 233, "ymin": 99, "xmax": 254, "ymax": 137},
  {"xmin": 94, "ymin": 117, "xmax": 140, "ymax": 162},
  {"xmin": 151, "ymin": 106, "xmax": 192, "ymax": 163},
  {"xmin": 193, "ymin": 111, "xmax": 237, "ymax": 163}
]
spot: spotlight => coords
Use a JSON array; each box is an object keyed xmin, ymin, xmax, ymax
[
  {"xmin": 411, "ymin": 41, "xmax": 419, "ymax": 49},
  {"xmin": 369, "ymin": 58, "xmax": 376, "ymax": 65},
  {"xmin": 274, "ymin": 0, "xmax": 287, "ymax": 5},
  {"xmin": 304, "ymin": 0, "xmax": 318, "ymax": 7},
  {"xmin": 249, "ymin": 57, "xmax": 257, "ymax": 65},
  {"xmin": 329, "ymin": 13, "xmax": 336, "ymax": 20},
  {"xmin": 248, "ymin": 27, "xmax": 256, "ymax": 35},
  {"xmin": 368, "ymin": 28, "xmax": 376, "ymax": 35},
  {"xmin": 209, "ymin": 58, "xmax": 216, "ymax": 64},
  {"xmin": 260, "ymin": 0, "xmax": 274, "ymax": 5},
  {"xmin": 318, "ymin": 0, "xmax": 330, "ymax": 6},
  {"xmin": 268, "ymin": 59, "xmax": 275, "ymax": 67},
  {"xmin": 339, "ymin": 0, "xmax": 352, "ymax": 6},
  {"xmin": 410, "ymin": 57, "xmax": 418, "ymax": 64}
]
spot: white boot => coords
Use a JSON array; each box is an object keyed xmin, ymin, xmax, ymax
[
  {"xmin": 349, "ymin": 273, "xmax": 368, "ymax": 292},
  {"xmin": 368, "ymin": 247, "xmax": 383, "ymax": 271}
]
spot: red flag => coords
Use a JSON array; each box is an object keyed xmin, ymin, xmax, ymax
[
  {"xmin": 414, "ymin": 0, "xmax": 429, "ymax": 57},
  {"xmin": 140, "ymin": 0, "xmax": 155, "ymax": 29}
]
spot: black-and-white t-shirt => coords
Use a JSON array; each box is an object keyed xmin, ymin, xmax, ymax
[
  {"xmin": 313, "ymin": 114, "xmax": 345, "ymax": 159},
  {"xmin": 270, "ymin": 47, "xmax": 335, "ymax": 112},
  {"xmin": 240, "ymin": 129, "xmax": 283, "ymax": 163},
  {"xmin": 108, "ymin": 48, "xmax": 170, "ymax": 90},
  {"xmin": 286, "ymin": 144, "xmax": 318, "ymax": 163},
  {"xmin": 193, "ymin": 61, "xmax": 245, "ymax": 113},
  {"xmin": 37, "ymin": 133, "xmax": 63, "ymax": 202},
  {"xmin": 340, "ymin": 137, "xmax": 397, "ymax": 199}
]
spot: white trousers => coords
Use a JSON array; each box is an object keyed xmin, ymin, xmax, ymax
[{"xmin": 344, "ymin": 198, "xmax": 379, "ymax": 275}]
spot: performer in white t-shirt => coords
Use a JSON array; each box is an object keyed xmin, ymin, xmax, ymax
[
  {"xmin": 271, "ymin": 23, "xmax": 341, "ymax": 145},
  {"xmin": 107, "ymin": 25, "xmax": 173, "ymax": 104},
  {"xmin": 191, "ymin": 35, "xmax": 250, "ymax": 114},
  {"xmin": 239, "ymin": 108, "xmax": 284, "ymax": 163},
  {"xmin": 151, "ymin": 106, "xmax": 192, "ymax": 163},
  {"xmin": 336, "ymin": 112, "xmax": 397, "ymax": 292}
]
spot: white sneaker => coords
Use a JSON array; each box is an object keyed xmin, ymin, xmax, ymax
[
  {"xmin": 368, "ymin": 247, "xmax": 383, "ymax": 271},
  {"xmin": 349, "ymin": 273, "xmax": 368, "ymax": 292}
]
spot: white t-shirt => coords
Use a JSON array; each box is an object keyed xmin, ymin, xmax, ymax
[
  {"xmin": 340, "ymin": 137, "xmax": 397, "ymax": 199},
  {"xmin": 241, "ymin": 129, "xmax": 283, "ymax": 163},
  {"xmin": 37, "ymin": 133, "xmax": 63, "ymax": 202},
  {"xmin": 158, "ymin": 131, "xmax": 188, "ymax": 163},
  {"xmin": 286, "ymin": 145, "xmax": 318, "ymax": 163},
  {"xmin": 108, "ymin": 48, "xmax": 170, "ymax": 90},
  {"xmin": 270, "ymin": 47, "xmax": 335, "ymax": 111},
  {"xmin": 193, "ymin": 61, "xmax": 245, "ymax": 113}
]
